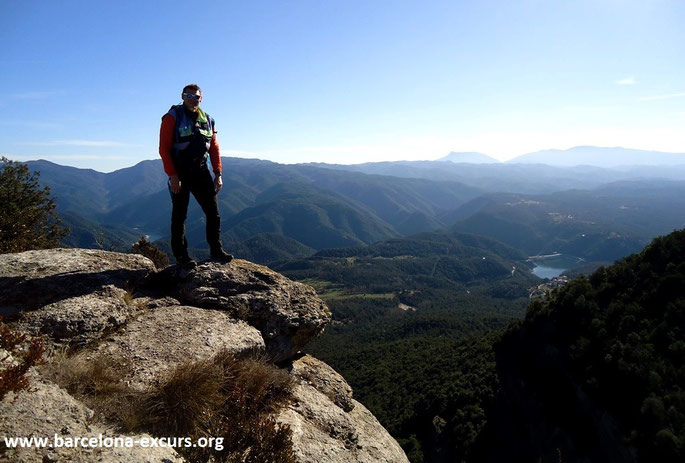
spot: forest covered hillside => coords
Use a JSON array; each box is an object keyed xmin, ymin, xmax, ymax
[
  {"xmin": 481, "ymin": 229, "xmax": 685, "ymax": 462},
  {"xmin": 280, "ymin": 231, "xmax": 540, "ymax": 462},
  {"xmin": 293, "ymin": 229, "xmax": 685, "ymax": 462}
]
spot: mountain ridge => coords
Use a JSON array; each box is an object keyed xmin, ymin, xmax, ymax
[
  {"xmin": 507, "ymin": 146, "xmax": 685, "ymax": 168},
  {"xmin": 438, "ymin": 151, "xmax": 500, "ymax": 164}
]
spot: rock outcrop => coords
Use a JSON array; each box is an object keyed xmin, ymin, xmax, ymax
[
  {"xmin": 149, "ymin": 259, "xmax": 331, "ymax": 362},
  {"xmin": 0, "ymin": 248, "xmax": 408, "ymax": 463},
  {"xmin": 91, "ymin": 305, "xmax": 265, "ymax": 390},
  {"xmin": 280, "ymin": 355, "xmax": 409, "ymax": 463},
  {"xmin": 0, "ymin": 248, "xmax": 154, "ymax": 311},
  {"xmin": 0, "ymin": 371, "xmax": 184, "ymax": 463},
  {"xmin": 0, "ymin": 249, "xmax": 154, "ymax": 346}
]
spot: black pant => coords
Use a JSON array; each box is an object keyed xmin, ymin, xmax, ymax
[{"xmin": 169, "ymin": 166, "xmax": 221, "ymax": 259}]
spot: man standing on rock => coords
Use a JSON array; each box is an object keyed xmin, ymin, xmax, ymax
[{"xmin": 159, "ymin": 83, "xmax": 233, "ymax": 268}]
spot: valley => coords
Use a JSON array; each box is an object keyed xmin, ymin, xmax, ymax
[{"xmin": 22, "ymin": 152, "xmax": 685, "ymax": 462}]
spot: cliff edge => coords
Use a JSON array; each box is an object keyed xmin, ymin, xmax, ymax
[{"xmin": 0, "ymin": 248, "xmax": 408, "ymax": 463}]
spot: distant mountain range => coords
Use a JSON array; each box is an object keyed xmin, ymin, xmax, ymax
[
  {"xmin": 433, "ymin": 146, "xmax": 685, "ymax": 167},
  {"xmin": 27, "ymin": 158, "xmax": 483, "ymax": 258},
  {"xmin": 448, "ymin": 181, "xmax": 685, "ymax": 261},
  {"xmin": 22, "ymin": 149, "xmax": 685, "ymax": 267},
  {"xmin": 507, "ymin": 146, "xmax": 685, "ymax": 167},
  {"xmin": 438, "ymin": 151, "xmax": 500, "ymax": 164}
]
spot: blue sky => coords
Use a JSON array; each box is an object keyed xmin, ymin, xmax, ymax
[{"xmin": 1, "ymin": 0, "xmax": 684, "ymax": 172}]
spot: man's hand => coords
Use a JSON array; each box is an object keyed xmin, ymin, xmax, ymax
[
  {"xmin": 214, "ymin": 175, "xmax": 223, "ymax": 194},
  {"xmin": 169, "ymin": 175, "xmax": 181, "ymax": 194}
]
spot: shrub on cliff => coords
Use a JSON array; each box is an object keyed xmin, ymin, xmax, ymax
[
  {"xmin": 131, "ymin": 235, "xmax": 170, "ymax": 269},
  {"xmin": 0, "ymin": 157, "xmax": 68, "ymax": 253},
  {"xmin": 0, "ymin": 318, "xmax": 45, "ymax": 401}
]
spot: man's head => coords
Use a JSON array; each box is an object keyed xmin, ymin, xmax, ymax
[{"xmin": 181, "ymin": 84, "xmax": 202, "ymax": 112}]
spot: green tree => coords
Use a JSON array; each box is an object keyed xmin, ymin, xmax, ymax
[{"xmin": 0, "ymin": 157, "xmax": 68, "ymax": 253}]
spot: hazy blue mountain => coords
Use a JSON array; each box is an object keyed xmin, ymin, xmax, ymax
[
  {"xmin": 26, "ymin": 159, "xmax": 168, "ymax": 217},
  {"xmin": 25, "ymin": 156, "xmax": 685, "ymax": 264},
  {"xmin": 27, "ymin": 157, "xmax": 487, "ymax": 253},
  {"xmin": 303, "ymin": 159, "xmax": 685, "ymax": 194},
  {"xmin": 102, "ymin": 159, "xmax": 169, "ymax": 204},
  {"xmin": 438, "ymin": 151, "xmax": 500, "ymax": 164},
  {"xmin": 306, "ymin": 147, "xmax": 685, "ymax": 195},
  {"xmin": 221, "ymin": 182, "xmax": 398, "ymax": 250},
  {"xmin": 296, "ymin": 165, "xmax": 482, "ymax": 232},
  {"xmin": 508, "ymin": 145, "xmax": 685, "ymax": 167},
  {"xmin": 394, "ymin": 211, "xmax": 445, "ymax": 236},
  {"xmin": 26, "ymin": 160, "xmax": 111, "ymax": 217},
  {"xmin": 103, "ymin": 189, "xmax": 172, "ymax": 239},
  {"xmin": 449, "ymin": 181, "xmax": 685, "ymax": 261},
  {"xmin": 59, "ymin": 210, "xmax": 141, "ymax": 250}
]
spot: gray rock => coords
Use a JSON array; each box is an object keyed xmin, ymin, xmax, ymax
[
  {"xmin": 0, "ymin": 248, "xmax": 154, "ymax": 315},
  {"xmin": 155, "ymin": 260, "xmax": 331, "ymax": 362},
  {"xmin": 289, "ymin": 354, "xmax": 355, "ymax": 412},
  {"xmin": 0, "ymin": 249, "xmax": 158, "ymax": 346},
  {"xmin": 91, "ymin": 305, "xmax": 265, "ymax": 390},
  {"xmin": 15, "ymin": 285, "xmax": 133, "ymax": 346},
  {"xmin": 132, "ymin": 295, "xmax": 181, "ymax": 310},
  {"xmin": 279, "ymin": 355, "xmax": 409, "ymax": 463},
  {"xmin": 0, "ymin": 371, "xmax": 183, "ymax": 463}
]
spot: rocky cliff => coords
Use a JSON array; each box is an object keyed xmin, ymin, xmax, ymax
[{"xmin": 0, "ymin": 249, "xmax": 408, "ymax": 463}]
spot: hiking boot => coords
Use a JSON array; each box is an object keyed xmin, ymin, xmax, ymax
[
  {"xmin": 176, "ymin": 255, "xmax": 197, "ymax": 269},
  {"xmin": 210, "ymin": 248, "xmax": 233, "ymax": 263}
]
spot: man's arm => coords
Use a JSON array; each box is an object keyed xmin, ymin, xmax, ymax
[
  {"xmin": 209, "ymin": 128, "xmax": 223, "ymax": 193},
  {"xmin": 159, "ymin": 114, "xmax": 181, "ymax": 193},
  {"xmin": 209, "ymin": 132, "xmax": 222, "ymax": 174}
]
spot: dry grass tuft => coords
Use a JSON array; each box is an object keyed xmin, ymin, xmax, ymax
[
  {"xmin": 41, "ymin": 350, "xmax": 126, "ymax": 397},
  {"xmin": 132, "ymin": 358, "xmax": 225, "ymax": 436},
  {"xmin": 40, "ymin": 346, "xmax": 297, "ymax": 462},
  {"xmin": 122, "ymin": 290, "xmax": 134, "ymax": 305},
  {"xmin": 39, "ymin": 350, "xmax": 135, "ymax": 426},
  {"xmin": 135, "ymin": 350, "xmax": 297, "ymax": 463},
  {"xmin": 215, "ymin": 350, "xmax": 294, "ymax": 414}
]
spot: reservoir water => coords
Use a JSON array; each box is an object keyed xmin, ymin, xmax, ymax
[
  {"xmin": 532, "ymin": 264, "xmax": 566, "ymax": 279},
  {"xmin": 530, "ymin": 254, "xmax": 583, "ymax": 279}
]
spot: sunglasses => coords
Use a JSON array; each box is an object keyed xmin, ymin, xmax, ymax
[{"xmin": 183, "ymin": 93, "xmax": 201, "ymax": 100}]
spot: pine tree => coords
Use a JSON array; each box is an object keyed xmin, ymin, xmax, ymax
[{"xmin": 0, "ymin": 157, "xmax": 68, "ymax": 253}]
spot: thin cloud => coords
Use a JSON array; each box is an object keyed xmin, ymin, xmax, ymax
[
  {"xmin": 564, "ymin": 105, "xmax": 616, "ymax": 112},
  {"xmin": 13, "ymin": 91, "xmax": 64, "ymax": 100},
  {"xmin": 0, "ymin": 119, "xmax": 62, "ymax": 129},
  {"xmin": 640, "ymin": 92, "xmax": 685, "ymax": 101},
  {"xmin": 0, "ymin": 154, "xmax": 136, "ymax": 167},
  {"xmin": 23, "ymin": 139, "xmax": 130, "ymax": 147},
  {"xmin": 61, "ymin": 139, "xmax": 127, "ymax": 147},
  {"xmin": 2, "ymin": 154, "xmax": 132, "ymax": 161},
  {"xmin": 616, "ymin": 77, "xmax": 637, "ymax": 85}
]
